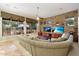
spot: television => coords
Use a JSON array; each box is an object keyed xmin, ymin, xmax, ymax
[
  {"xmin": 54, "ymin": 26, "xmax": 64, "ymax": 34},
  {"xmin": 51, "ymin": 27, "xmax": 55, "ymax": 32},
  {"xmin": 43, "ymin": 26, "xmax": 51, "ymax": 32}
]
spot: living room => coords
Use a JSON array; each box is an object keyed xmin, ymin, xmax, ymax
[{"xmin": 0, "ymin": 3, "xmax": 79, "ymax": 56}]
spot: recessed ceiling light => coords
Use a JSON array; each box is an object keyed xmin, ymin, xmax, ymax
[
  {"xmin": 13, "ymin": 6, "xmax": 17, "ymax": 8},
  {"xmin": 59, "ymin": 8, "xmax": 63, "ymax": 10},
  {"xmin": 5, "ymin": 4, "xmax": 9, "ymax": 6}
]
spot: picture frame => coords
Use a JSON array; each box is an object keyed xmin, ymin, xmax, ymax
[{"xmin": 65, "ymin": 17, "xmax": 75, "ymax": 27}]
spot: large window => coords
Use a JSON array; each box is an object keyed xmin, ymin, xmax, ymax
[
  {"xmin": 26, "ymin": 23, "xmax": 36, "ymax": 33},
  {"xmin": 2, "ymin": 19, "xmax": 24, "ymax": 36}
]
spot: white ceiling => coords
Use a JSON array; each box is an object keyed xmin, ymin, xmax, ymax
[{"xmin": 0, "ymin": 3, "xmax": 79, "ymax": 19}]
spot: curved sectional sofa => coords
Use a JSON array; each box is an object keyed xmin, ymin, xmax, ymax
[{"xmin": 17, "ymin": 34, "xmax": 73, "ymax": 56}]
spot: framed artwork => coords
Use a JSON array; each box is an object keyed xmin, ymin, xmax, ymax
[{"xmin": 65, "ymin": 17, "xmax": 75, "ymax": 27}]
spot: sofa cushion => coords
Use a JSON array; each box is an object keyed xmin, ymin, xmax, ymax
[
  {"xmin": 52, "ymin": 33, "xmax": 62, "ymax": 38},
  {"xmin": 36, "ymin": 37, "xmax": 67, "ymax": 42},
  {"xmin": 37, "ymin": 36, "xmax": 49, "ymax": 40},
  {"xmin": 29, "ymin": 34, "xmax": 68, "ymax": 42},
  {"xmin": 51, "ymin": 37, "xmax": 67, "ymax": 42},
  {"xmin": 61, "ymin": 33, "xmax": 70, "ymax": 39}
]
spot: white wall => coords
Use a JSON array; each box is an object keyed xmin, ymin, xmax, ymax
[
  {"xmin": 36, "ymin": 21, "xmax": 40, "ymax": 33},
  {"xmin": 0, "ymin": 17, "xmax": 2, "ymax": 38},
  {"xmin": 0, "ymin": 10, "xmax": 2, "ymax": 38},
  {"xmin": 78, "ymin": 9, "xmax": 79, "ymax": 44},
  {"xmin": 23, "ymin": 18, "xmax": 27, "ymax": 35}
]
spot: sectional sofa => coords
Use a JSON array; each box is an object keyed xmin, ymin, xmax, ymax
[{"xmin": 16, "ymin": 33, "xmax": 73, "ymax": 56}]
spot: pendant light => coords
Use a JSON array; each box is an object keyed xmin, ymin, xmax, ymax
[{"xmin": 36, "ymin": 7, "xmax": 40, "ymax": 20}]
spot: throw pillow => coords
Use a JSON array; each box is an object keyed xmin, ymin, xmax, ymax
[
  {"xmin": 61, "ymin": 33, "xmax": 70, "ymax": 39},
  {"xmin": 52, "ymin": 33, "xmax": 62, "ymax": 38}
]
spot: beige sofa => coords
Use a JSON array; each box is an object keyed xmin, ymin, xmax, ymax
[{"xmin": 17, "ymin": 34, "xmax": 73, "ymax": 56}]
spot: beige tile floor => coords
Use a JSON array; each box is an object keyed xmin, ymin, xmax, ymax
[
  {"xmin": 0, "ymin": 39, "xmax": 31, "ymax": 56},
  {"xmin": 68, "ymin": 42, "xmax": 79, "ymax": 56}
]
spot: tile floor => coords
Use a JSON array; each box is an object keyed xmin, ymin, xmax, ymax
[
  {"xmin": 68, "ymin": 42, "xmax": 79, "ymax": 56},
  {"xmin": 0, "ymin": 39, "xmax": 31, "ymax": 56}
]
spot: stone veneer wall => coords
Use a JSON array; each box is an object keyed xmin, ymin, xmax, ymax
[
  {"xmin": 78, "ymin": 9, "xmax": 79, "ymax": 44},
  {"xmin": 40, "ymin": 10, "xmax": 78, "ymax": 33}
]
